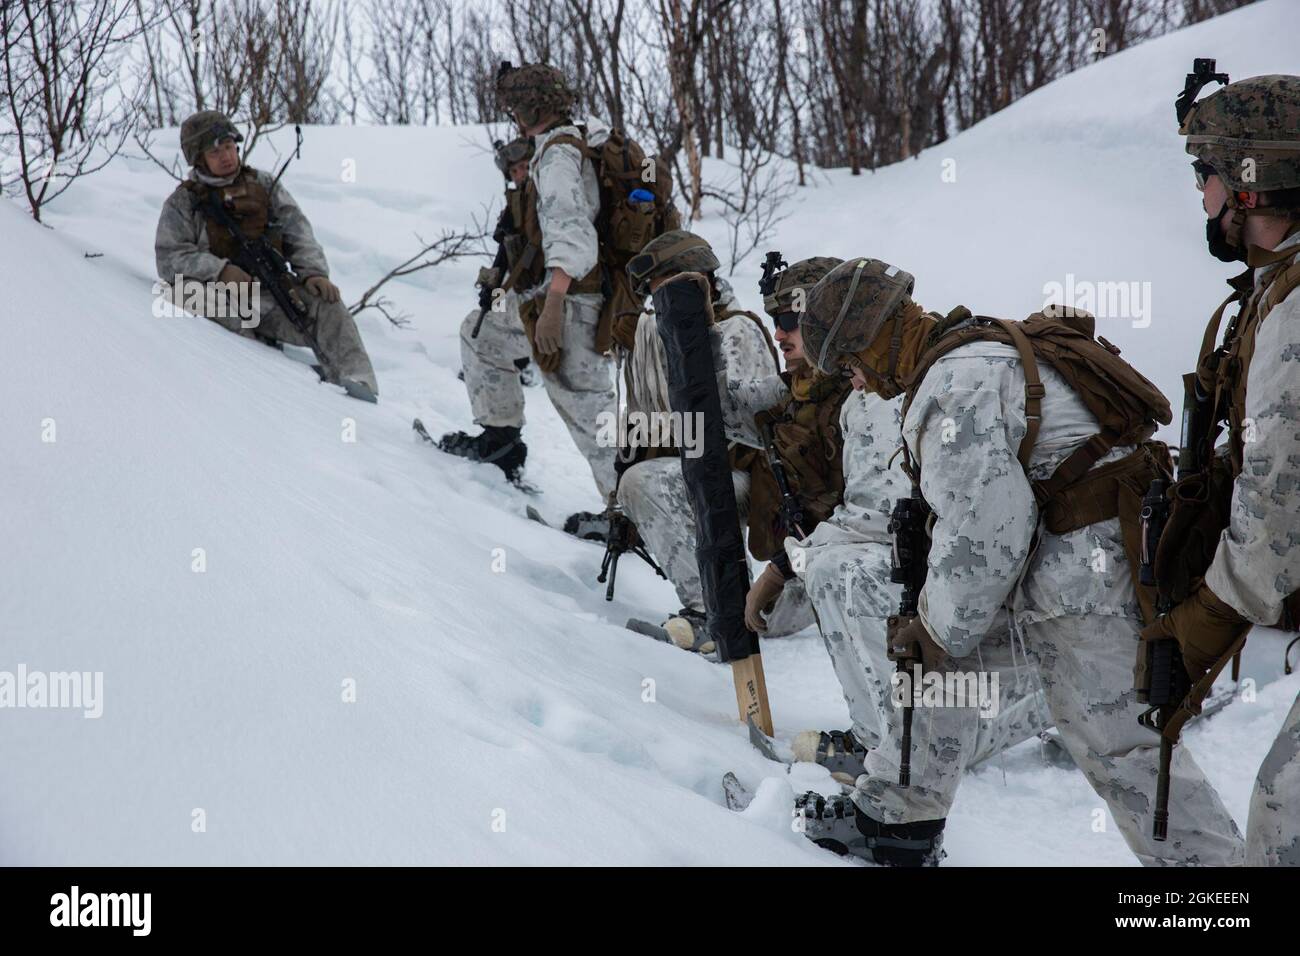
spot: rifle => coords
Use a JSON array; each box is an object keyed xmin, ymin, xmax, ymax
[
  {"xmin": 1136, "ymin": 475, "xmax": 1187, "ymax": 841},
  {"xmin": 759, "ymin": 419, "xmax": 806, "ymax": 539},
  {"xmin": 201, "ymin": 124, "xmax": 313, "ymax": 338},
  {"xmin": 886, "ymin": 483, "xmax": 932, "ymax": 787},
  {"xmin": 204, "ymin": 187, "xmax": 314, "ymax": 339},
  {"xmin": 471, "ymin": 203, "xmax": 516, "ymax": 339},
  {"xmin": 597, "ymin": 493, "xmax": 666, "ymax": 601}
]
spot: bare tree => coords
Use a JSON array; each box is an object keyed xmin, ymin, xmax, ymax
[
  {"xmin": 1, "ymin": 0, "xmax": 148, "ymax": 222},
  {"xmin": 350, "ymin": 226, "xmax": 485, "ymax": 326}
]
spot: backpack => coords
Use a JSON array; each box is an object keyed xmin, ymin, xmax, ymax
[
  {"xmin": 902, "ymin": 305, "xmax": 1174, "ymax": 623},
  {"xmin": 531, "ymin": 125, "xmax": 682, "ymax": 351}
]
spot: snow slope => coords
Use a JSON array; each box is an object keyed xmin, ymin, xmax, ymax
[{"xmin": 2, "ymin": 0, "xmax": 1298, "ymax": 865}]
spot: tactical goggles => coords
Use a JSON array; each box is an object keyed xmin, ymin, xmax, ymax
[
  {"xmin": 626, "ymin": 251, "xmax": 658, "ymax": 295},
  {"xmin": 772, "ymin": 311, "xmax": 800, "ymax": 333},
  {"xmin": 1192, "ymin": 160, "xmax": 1217, "ymax": 190}
]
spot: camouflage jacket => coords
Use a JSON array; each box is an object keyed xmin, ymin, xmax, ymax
[
  {"xmin": 788, "ymin": 389, "xmax": 909, "ymax": 619},
  {"xmin": 525, "ymin": 120, "xmax": 608, "ymax": 299},
  {"xmin": 155, "ymin": 166, "xmax": 329, "ymax": 294},
  {"xmin": 1206, "ymin": 230, "xmax": 1300, "ymax": 625},
  {"xmin": 903, "ymin": 343, "xmax": 1142, "ymax": 657}
]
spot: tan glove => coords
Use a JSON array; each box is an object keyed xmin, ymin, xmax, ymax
[
  {"xmin": 886, "ymin": 616, "xmax": 949, "ymax": 672},
  {"xmin": 305, "ymin": 275, "xmax": 341, "ymax": 303},
  {"xmin": 218, "ymin": 263, "xmax": 253, "ymax": 284},
  {"xmin": 1140, "ymin": 581, "xmax": 1250, "ymax": 682},
  {"xmin": 744, "ymin": 563, "xmax": 787, "ymax": 633},
  {"xmin": 534, "ymin": 291, "xmax": 566, "ymax": 356}
]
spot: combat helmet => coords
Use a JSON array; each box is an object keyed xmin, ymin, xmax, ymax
[
  {"xmin": 761, "ymin": 255, "xmax": 845, "ymax": 321},
  {"xmin": 496, "ymin": 61, "xmax": 576, "ymax": 127},
  {"xmin": 180, "ymin": 110, "xmax": 243, "ymax": 167},
  {"xmin": 1180, "ymin": 69, "xmax": 1300, "ymax": 197},
  {"xmin": 626, "ymin": 230, "xmax": 721, "ymax": 296},
  {"xmin": 493, "ymin": 137, "xmax": 534, "ymax": 177},
  {"xmin": 802, "ymin": 257, "xmax": 916, "ymax": 375}
]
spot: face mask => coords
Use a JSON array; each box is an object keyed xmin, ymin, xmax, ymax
[{"xmin": 1206, "ymin": 199, "xmax": 1244, "ymax": 263}]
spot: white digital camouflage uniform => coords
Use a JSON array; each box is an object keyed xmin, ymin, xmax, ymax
[
  {"xmin": 903, "ymin": 342, "xmax": 1245, "ymax": 865},
  {"xmin": 520, "ymin": 121, "xmax": 618, "ymax": 498},
  {"xmin": 458, "ymin": 291, "xmax": 530, "ymax": 428},
  {"xmin": 786, "ymin": 388, "xmax": 1049, "ymax": 821},
  {"xmin": 618, "ymin": 287, "xmax": 813, "ymax": 634},
  {"xmin": 1209, "ymin": 231, "xmax": 1300, "ymax": 867},
  {"xmin": 155, "ymin": 167, "xmax": 377, "ymax": 391}
]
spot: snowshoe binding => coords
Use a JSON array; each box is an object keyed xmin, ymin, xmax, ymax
[
  {"xmin": 792, "ymin": 729, "xmax": 868, "ymax": 786},
  {"xmin": 795, "ymin": 791, "xmax": 945, "ymax": 867}
]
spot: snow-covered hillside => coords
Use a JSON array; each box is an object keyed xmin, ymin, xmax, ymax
[{"xmin": 2, "ymin": 0, "xmax": 1298, "ymax": 865}]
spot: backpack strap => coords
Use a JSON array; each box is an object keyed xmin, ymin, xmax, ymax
[
  {"xmin": 991, "ymin": 319, "xmax": 1045, "ymax": 472},
  {"xmin": 1258, "ymin": 258, "xmax": 1300, "ymax": 323}
]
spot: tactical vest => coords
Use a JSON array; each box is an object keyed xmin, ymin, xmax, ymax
[
  {"xmin": 501, "ymin": 185, "xmax": 527, "ymax": 271},
  {"xmin": 747, "ymin": 371, "xmax": 853, "ymax": 561},
  {"xmin": 1158, "ymin": 247, "xmax": 1300, "ymax": 628},
  {"xmin": 183, "ymin": 167, "xmax": 281, "ymax": 262},
  {"xmin": 901, "ymin": 307, "xmax": 1173, "ymax": 624}
]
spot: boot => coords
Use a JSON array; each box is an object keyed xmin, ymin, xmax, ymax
[
  {"xmin": 438, "ymin": 425, "xmax": 527, "ymax": 482},
  {"xmin": 563, "ymin": 510, "xmax": 608, "ymax": 543},
  {"xmin": 662, "ymin": 608, "xmax": 715, "ymax": 656},
  {"xmin": 791, "ymin": 730, "xmax": 868, "ymax": 786},
  {"xmin": 795, "ymin": 791, "xmax": 945, "ymax": 867},
  {"xmin": 340, "ymin": 377, "xmax": 378, "ymax": 403}
]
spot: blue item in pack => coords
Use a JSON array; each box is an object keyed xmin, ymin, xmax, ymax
[{"xmin": 628, "ymin": 188, "xmax": 655, "ymax": 204}]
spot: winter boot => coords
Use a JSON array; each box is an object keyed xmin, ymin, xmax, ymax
[
  {"xmin": 438, "ymin": 425, "xmax": 528, "ymax": 482},
  {"xmin": 662, "ymin": 608, "xmax": 715, "ymax": 656},
  {"xmin": 563, "ymin": 510, "xmax": 608, "ymax": 543},
  {"xmin": 795, "ymin": 792, "xmax": 945, "ymax": 867},
  {"xmin": 340, "ymin": 376, "xmax": 378, "ymax": 403},
  {"xmin": 791, "ymin": 730, "xmax": 868, "ymax": 786}
]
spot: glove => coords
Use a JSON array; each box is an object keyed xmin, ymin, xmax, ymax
[
  {"xmin": 534, "ymin": 291, "xmax": 565, "ymax": 356},
  {"xmin": 744, "ymin": 562, "xmax": 787, "ymax": 633},
  {"xmin": 218, "ymin": 263, "xmax": 253, "ymax": 285},
  {"xmin": 305, "ymin": 275, "xmax": 341, "ymax": 303},
  {"xmin": 886, "ymin": 616, "xmax": 949, "ymax": 672},
  {"xmin": 1140, "ymin": 581, "xmax": 1250, "ymax": 682}
]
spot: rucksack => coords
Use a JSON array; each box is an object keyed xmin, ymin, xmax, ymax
[
  {"xmin": 902, "ymin": 305, "xmax": 1174, "ymax": 623},
  {"xmin": 532, "ymin": 125, "xmax": 682, "ymax": 350}
]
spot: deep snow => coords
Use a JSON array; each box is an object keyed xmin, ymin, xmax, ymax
[{"xmin": 2, "ymin": 0, "xmax": 1299, "ymax": 865}]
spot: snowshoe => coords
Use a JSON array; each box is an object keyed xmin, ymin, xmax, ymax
[
  {"xmin": 435, "ymin": 423, "xmax": 527, "ymax": 482},
  {"xmin": 662, "ymin": 608, "xmax": 715, "ymax": 656},
  {"xmin": 795, "ymin": 792, "xmax": 945, "ymax": 867},
  {"xmin": 625, "ymin": 616, "xmax": 719, "ymax": 661},
  {"xmin": 722, "ymin": 772, "xmax": 754, "ymax": 811},
  {"xmin": 414, "ymin": 419, "xmax": 537, "ymax": 494},
  {"xmin": 792, "ymin": 729, "xmax": 868, "ymax": 786}
]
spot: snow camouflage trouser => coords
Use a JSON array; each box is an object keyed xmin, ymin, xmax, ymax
[
  {"xmin": 211, "ymin": 282, "xmax": 377, "ymax": 391},
  {"xmin": 1247, "ymin": 691, "xmax": 1300, "ymax": 865},
  {"xmin": 540, "ymin": 293, "xmax": 617, "ymax": 499},
  {"xmin": 802, "ymin": 542, "xmax": 1048, "ymax": 820},
  {"xmin": 458, "ymin": 296, "xmax": 529, "ymax": 429},
  {"xmin": 618, "ymin": 455, "xmax": 813, "ymax": 633}
]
